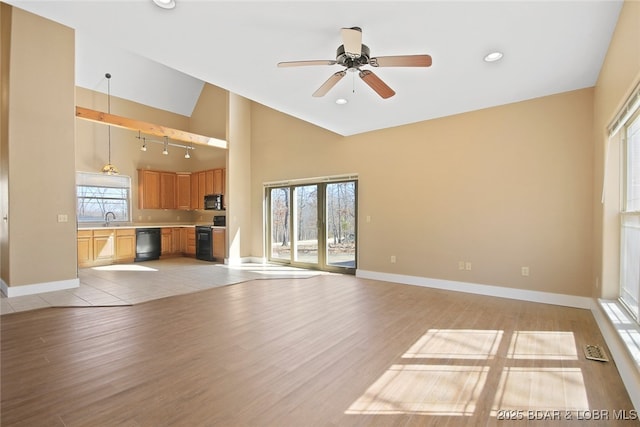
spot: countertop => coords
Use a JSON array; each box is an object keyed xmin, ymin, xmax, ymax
[{"xmin": 78, "ymin": 223, "xmax": 226, "ymax": 230}]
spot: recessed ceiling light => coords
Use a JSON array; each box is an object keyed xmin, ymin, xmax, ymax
[
  {"xmin": 153, "ymin": 0, "xmax": 176, "ymax": 9},
  {"xmin": 335, "ymin": 98, "xmax": 348, "ymax": 105},
  {"xmin": 484, "ymin": 51, "xmax": 503, "ymax": 62}
]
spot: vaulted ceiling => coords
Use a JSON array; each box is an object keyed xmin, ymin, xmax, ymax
[{"xmin": 6, "ymin": 1, "xmax": 623, "ymax": 136}]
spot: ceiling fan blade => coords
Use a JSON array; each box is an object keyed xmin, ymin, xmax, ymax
[
  {"xmin": 341, "ymin": 27, "xmax": 362, "ymax": 58},
  {"xmin": 312, "ymin": 71, "xmax": 347, "ymax": 97},
  {"xmin": 359, "ymin": 70, "xmax": 395, "ymax": 99},
  {"xmin": 370, "ymin": 55, "xmax": 432, "ymax": 67},
  {"xmin": 278, "ymin": 60, "xmax": 337, "ymax": 67}
]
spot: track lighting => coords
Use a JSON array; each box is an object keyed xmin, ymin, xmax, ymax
[
  {"xmin": 162, "ymin": 136, "xmax": 169, "ymax": 155},
  {"xmin": 135, "ymin": 133, "xmax": 195, "ymax": 158}
]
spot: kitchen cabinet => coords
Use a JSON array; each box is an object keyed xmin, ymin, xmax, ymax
[
  {"xmin": 161, "ymin": 228, "xmax": 173, "ymax": 255},
  {"xmin": 172, "ymin": 228, "xmax": 182, "ymax": 253},
  {"xmin": 77, "ymin": 230, "xmax": 94, "ymax": 267},
  {"xmin": 77, "ymin": 228, "xmax": 136, "ymax": 267},
  {"xmin": 186, "ymin": 228, "xmax": 196, "ymax": 256},
  {"xmin": 93, "ymin": 229, "xmax": 115, "ymax": 264},
  {"xmin": 205, "ymin": 169, "xmax": 215, "ymax": 195},
  {"xmin": 190, "ymin": 173, "xmax": 199, "ymax": 210},
  {"xmin": 176, "ymin": 173, "xmax": 191, "ymax": 210},
  {"xmin": 213, "ymin": 228, "xmax": 226, "ymax": 260},
  {"xmin": 213, "ymin": 168, "xmax": 225, "ymax": 196},
  {"xmin": 160, "ymin": 172, "xmax": 177, "ymax": 209},
  {"xmin": 140, "ymin": 168, "xmax": 225, "ymax": 211},
  {"xmin": 115, "ymin": 229, "xmax": 136, "ymax": 262},
  {"xmin": 198, "ymin": 172, "xmax": 206, "ymax": 209},
  {"xmin": 138, "ymin": 170, "xmax": 161, "ymax": 209}
]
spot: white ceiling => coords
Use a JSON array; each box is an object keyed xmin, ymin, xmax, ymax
[{"xmin": 7, "ymin": 0, "xmax": 623, "ymax": 136}]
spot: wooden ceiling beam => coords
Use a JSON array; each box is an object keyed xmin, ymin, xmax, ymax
[{"xmin": 75, "ymin": 106, "xmax": 227, "ymax": 149}]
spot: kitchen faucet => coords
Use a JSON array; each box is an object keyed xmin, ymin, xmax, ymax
[{"xmin": 104, "ymin": 211, "xmax": 116, "ymax": 226}]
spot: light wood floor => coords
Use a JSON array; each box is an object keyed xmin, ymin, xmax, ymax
[{"xmin": 1, "ymin": 274, "xmax": 636, "ymax": 426}]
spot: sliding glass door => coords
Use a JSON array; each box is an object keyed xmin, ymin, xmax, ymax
[
  {"xmin": 325, "ymin": 181, "xmax": 356, "ymax": 269},
  {"xmin": 267, "ymin": 179, "xmax": 357, "ymax": 273}
]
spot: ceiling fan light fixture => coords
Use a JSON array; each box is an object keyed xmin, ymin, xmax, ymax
[
  {"xmin": 152, "ymin": 0, "xmax": 176, "ymax": 9},
  {"xmin": 484, "ymin": 51, "xmax": 504, "ymax": 62},
  {"xmin": 335, "ymin": 98, "xmax": 348, "ymax": 105}
]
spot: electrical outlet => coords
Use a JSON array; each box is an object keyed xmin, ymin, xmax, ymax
[
  {"xmin": 458, "ymin": 261, "xmax": 465, "ymax": 270},
  {"xmin": 465, "ymin": 262, "xmax": 472, "ymax": 271},
  {"xmin": 521, "ymin": 266, "xmax": 530, "ymax": 276},
  {"xmin": 390, "ymin": 255, "xmax": 396, "ymax": 264}
]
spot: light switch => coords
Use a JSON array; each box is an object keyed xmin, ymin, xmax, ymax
[{"xmin": 57, "ymin": 214, "xmax": 68, "ymax": 223}]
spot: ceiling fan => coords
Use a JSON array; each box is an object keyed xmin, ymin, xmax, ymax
[{"xmin": 277, "ymin": 27, "xmax": 432, "ymax": 99}]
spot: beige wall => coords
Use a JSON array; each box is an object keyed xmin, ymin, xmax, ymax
[
  {"xmin": 251, "ymin": 88, "xmax": 595, "ymax": 297},
  {"xmin": 593, "ymin": 0, "xmax": 640, "ymax": 298},
  {"xmin": 190, "ymin": 83, "xmax": 227, "ymax": 142},
  {"xmin": 1, "ymin": 4, "xmax": 11, "ymax": 283},
  {"xmin": 75, "ymin": 85, "xmax": 227, "ymax": 225},
  {"xmin": 227, "ymin": 93, "xmax": 252, "ymax": 261},
  {"xmin": 2, "ymin": 6, "xmax": 77, "ymax": 287}
]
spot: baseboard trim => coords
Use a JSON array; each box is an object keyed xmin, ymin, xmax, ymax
[
  {"xmin": 1, "ymin": 278, "xmax": 79, "ymax": 297},
  {"xmin": 355, "ymin": 269, "xmax": 592, "ymax": 309},
  {"xmin": 225, "ymin": 256, "xmax": 266, "ymax": 266}
]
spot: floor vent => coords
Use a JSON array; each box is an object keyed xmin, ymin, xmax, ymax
[{"xmin": 584, "ymin": 344, "xmax": 609, "ymax": 362}]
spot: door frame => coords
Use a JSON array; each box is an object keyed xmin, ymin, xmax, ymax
[{"xmin": 265, "ymin": 176, "xmax": 358, "ymax": 274}]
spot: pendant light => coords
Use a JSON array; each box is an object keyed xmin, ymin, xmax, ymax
[{"xmin": 101, "ymin": 73, "xmax": 119, "ymax": 175}]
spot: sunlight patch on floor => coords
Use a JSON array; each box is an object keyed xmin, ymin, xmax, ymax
[
  {"xmin": 91, "ymin": 265, "xmax": 158, "ymax": 272},
  {"xmin": 347, "ymin": 329, "xmax": 592, "ymax": 418},
  {"xmin": 507, "ymin": 331, "xmax": 578, "ymax": 360},
  {"xmin": 403, "ymin": 329, "xmax": 503, "ymax": 360},
  {"xmin": 345, "ymin": 365, "xmax": 489, "ymax": 416},
  {"xmin": 490, "ymin": 367, "xmax": 589, "ymax": 415}
]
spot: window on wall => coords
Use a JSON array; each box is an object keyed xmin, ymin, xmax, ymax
[
  {"xmin": 76, "ymin": 172, "xmax": 131, "ymax": 223},
  {"xmin": 620, "ymin": 111, "xmax": 640, "ymax": 322}
]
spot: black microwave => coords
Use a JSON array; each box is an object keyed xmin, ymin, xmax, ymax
[{"xmin": 204, "ymin": 194, "xmax": 223, "ymax": 210}]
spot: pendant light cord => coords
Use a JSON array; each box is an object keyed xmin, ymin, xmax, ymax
[{"xmin": 106, "ymin": 73, "xmax": 112, "ymax": 165}]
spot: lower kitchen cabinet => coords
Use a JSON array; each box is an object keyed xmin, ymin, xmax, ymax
[
  {"xmin": 213, "ymin": 228, "xmax": 226, "ymax": 260},
  {"xmin": 115, "ymin": 229, "xmax": 136, "ymax": 262},
  {"xmin": 77, "ymin": 228, "xmax": 136, "ymax": 267},
  {"xmin": 172, "ymin": 227, "xmax": 182, "ymax": 253},
  {"xmin": 186, "ymin": 228, "xmax": 196, "ymax": 256},
  {"xmin": 77, "ymin": 230, "xmax": 94, "ymax": 268},
  {"xmin": 77, "ymin": 226, "xmax": 199, "ymax": 267},
  {"xmin": 161, "ymin": 228, "xmax": 173, "ymax": 255},
  {"xmin": 93, "ymin": 229, "xmax": 115, "ymax": 263}
]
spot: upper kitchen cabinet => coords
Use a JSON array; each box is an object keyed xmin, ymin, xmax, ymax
[
  {"xmin": 139, "ymin": 168, "xmax": 225, "ymax": 211},
  {"xmin": 213, "ymin": 168, "xmax": 225, "ymax": 195},
  {"xmin": 138, "ymin": 169, "xmax": 179, "ymax": 210},
  {"xmin": 160, "ymin": 172, "xmax": 176, "ymax": 210},
  {"xmin": 190, "ymin": 168, "xmax": 226, "ymax": 210},
  {"xmin": 176, "ymin": 173, "xmax": 191, "ymax": 210},
  {"xmin": 138, "ymin": 170, "xmax": 161, "ymax": 209}
]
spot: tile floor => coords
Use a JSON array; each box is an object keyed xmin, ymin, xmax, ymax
[{"xmin": 1, "ymin": 258, "xmax": 323, "ymax": 315}]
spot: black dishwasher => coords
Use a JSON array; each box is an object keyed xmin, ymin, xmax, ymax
[
  {"xmin": 135, "ymin": 228, "xmax": 161, "ymax": 262},
  {"xmin": 196, "ymin": 226, "xmax": 214, "ymax": 261}
]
